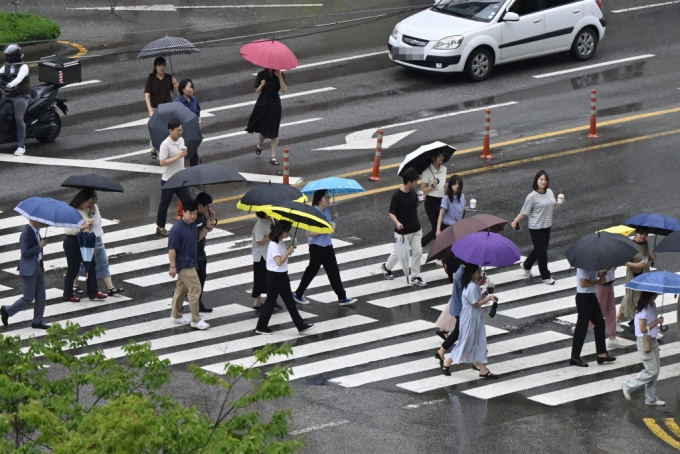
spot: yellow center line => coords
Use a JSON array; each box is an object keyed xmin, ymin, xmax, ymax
[
  {"xmin": 216, "ymin": 127, "xmax": 680, "ymax": 225},
  {"xmin": 644, "ymin": 418, "xmax": 680, "ymax": 450},
  {"xmin": 666, "ymin": 419, "xmax": 680, "ymax": 439},
  {"xmin": 57, "ymin": 40, "xmax": 88, "ymax": 59}
]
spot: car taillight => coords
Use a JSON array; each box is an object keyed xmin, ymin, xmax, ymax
[{"xmin": 595, "ymin": 0, "xmax": 603, "ymax": 11}]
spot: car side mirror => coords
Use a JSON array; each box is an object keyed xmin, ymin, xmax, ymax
[{"xmin": 503, "ymin": 12, "xmax": 520, "ymax": 21}]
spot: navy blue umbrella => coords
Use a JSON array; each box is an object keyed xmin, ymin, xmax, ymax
[{"xmin": 624, "ymin": 213, "xmax": 680, "ymax": 236}]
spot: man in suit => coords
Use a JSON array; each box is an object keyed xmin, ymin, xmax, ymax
[{"xmin": 1, "ymin": 220, "xmax": 50, "ymax": 329}]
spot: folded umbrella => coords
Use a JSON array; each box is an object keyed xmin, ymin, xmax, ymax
[
  {"xmin": 565, "ymin": 231, "xmax": 638, "ymax": 271},
  {"xmin": 394, "ymin": 234, "xmax": 412, "ymax": 285},
  {"xmin": 148, "ymin": 102, "xmax": 202, "ymax": 159},
  {"xmin": 14, "ymin": 197, "xmax": 84, "ymax": 229},
  {"xmin": 237, "ymin": 183, "xmax": 306, "ymax": 213},
  {"xmin": 265, "ymin": 201, "xmax": 332, "ymax": 234},
  {"xmin": 240, "ymin": 39, "xmax": 299, "ymax": 71},
  {"xmin": 451, "ymin": 231, "xmax": 521, "ymax": 267},
  {"xmin": 61, "ymin": 173, "xmax": 124, "ymax": 193},
  {"xmin": 427, "ymin": 214, "xmax": 508, "ymax": 263},
  {"xmin": 397, "ymin": 142, "xmax": 456, "ymax": 176},
  {"xmin": 623, "ymin": 213, "xmax": 680, "ymax": 236},
  {"xmin": 162, "ymin": 164, "xmax": 244, "ymax": 190}
]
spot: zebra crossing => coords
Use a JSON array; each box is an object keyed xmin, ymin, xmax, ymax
[{"xmin": 0, "ymin": 213, "xmax": 677, "ymax": 407}]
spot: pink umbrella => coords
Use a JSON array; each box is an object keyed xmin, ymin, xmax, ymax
[{"xmin": 239, "ymin": 39, "xmax": 299, "ymax": 71}]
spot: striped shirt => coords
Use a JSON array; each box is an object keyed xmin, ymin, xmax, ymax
[{"xmin": 520, "ymin": 189, "xmax": 555, "ymax": 229}]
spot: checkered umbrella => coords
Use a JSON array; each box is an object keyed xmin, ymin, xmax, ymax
[{"xmin": 137, "ymin": 36, "xmax": 200, "ymax": 73}]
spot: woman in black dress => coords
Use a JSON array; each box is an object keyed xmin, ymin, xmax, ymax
[{"xmin": 246, "ymin": 68, "xmax": 287, "ymax": 165}]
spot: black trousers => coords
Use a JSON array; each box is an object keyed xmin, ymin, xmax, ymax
[
  {"xmin": 295, "ymin": 244, "xmax": 346, "ymax": 300},
  {"xmin": 197, "ymin": 256, "xmax": 207, "ymax": 303},
  {"xmin": 156, "ymin": 179, "xmax": 192, "ymax": 228},
  {"xmin": 441, "ymin": 316, "xmax": 461, "ymax": 350},
  {"xmin": 524, "ymin": 227, "xmax": 551, "ymax": 280},
  {"xmin": 421, "ymin": 196, "xmax": 443, "ymax": 247},
  {"xmin": 63, "ymin": 236, "xmax": 97, "ymax": 298},
  {"xmin": 256, "ymin": 271, "xmax": 306, "ymax": 331},
  {"xmin": 571, "ymin": 293, "xmax": 607, "ymax": 359},
  {"xmin": 251, "ymin": 257, "xmax": 267, "ymax": 298}
]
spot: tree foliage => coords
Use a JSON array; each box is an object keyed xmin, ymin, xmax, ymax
[
  {"xmin": 0, "ymin": 322, "xmax": 304, "ymax": 453},
  {"xmin": 0, "ymin": 13, "xmax": 61, "ymax": 45}
]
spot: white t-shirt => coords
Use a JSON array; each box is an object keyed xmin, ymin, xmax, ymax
[
  {"xmin": 266, "ymin": 241, "xmax": 288, "ymax": 273},
  {"xmin": 159, "ymin": 136, "xmax": 186, "ymax": 181},
  {"xmin": 520, "ymin": 189, "xmax": 555, "ymax": 229},
  {"xmin": 634, "ymin": 303, "xmax": 659, "ymax": 338},
  {"xmin": 421, "ymin": 164, "xmax": 447, "ymax": 198},
  {"xmin": 576, "ymin": 268, "xmax": 598, "ymax": 294},
  {"xmin": 252, "ymin": 218, "xmax": 271, "ymax": 262}
]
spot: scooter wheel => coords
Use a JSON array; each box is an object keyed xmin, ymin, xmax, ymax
[{"xmin": 36, "ymin": 112, "xmax": 61, "ymax": 143}]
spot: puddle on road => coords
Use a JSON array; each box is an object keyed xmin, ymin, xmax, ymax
[{"xmin": 570, "ymin": 62, "xmax": 646, "ymax": 89}]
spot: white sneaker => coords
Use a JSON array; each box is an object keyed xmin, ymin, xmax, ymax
[
  {"xmin": 14, "ymin": 147, "xmax": 25, "ymax": 156},
  {"xmin": 170, "ymin": 316, "xmax": 190, "ymax": 325},
  {"xmin": 622, "ymin": 382, "xmax": 631, "ymax": 401},
  {"xmin": 571, "ymin": 326, "xmax": 575, "ymax": 335},
  {"xmin": 616, "ymin": 323, "xmax": 625, "ymax": 333},
  {"xmin": 645, "ymin": 399, "xmax": 665, "ymax": 406},
  {"xmin": 542, "ymin": 278, "xmax": 555, "ymax": 285},
  {"xmin": 520, "ymin": 263, "xmax": 532, "ymax": 277},
  {"xmin": 656, "ymin": 332, "xmax": 663, "ymax": 339},
  {"xmin": 190, "ymin": 319, "xmax": 210, "ymax": 330},
  {"xmin": 607, "ymin": 339, "xmax": 627, "ymax": 350}
]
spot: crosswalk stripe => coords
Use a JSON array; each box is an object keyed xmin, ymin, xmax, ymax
[
  {"xmin": 397, "ymin": 337, "xmax": 635, "ymax": 393},
  {"xmin": 331, "ymin": 330, "xmax": 568, "ymax": 387},
  {"xmin": 0, "ymin": 218, "xmax": 119, "ymax": 248},
  {"xmin": 463, "ymin": 341, "xmax": 680, "ymax": 400},
  {"xmin": 0, "ymin": 215, "xmax": 120, "ymax": 232},
  {"xmin": 529, "ymin": 361, "xmax": 680, "ymax": 406},
  {"xmin": 288, "ymin": 325, "xmax": 508, "ymax": 381},
  {"xmin": 0, "ymin": 288, "xmax": 64, "ymax": 310},
  {"xmin": 156, "ymin": 315, "xmax": 376, "ymax": 365},
  {"xmin": 558, "ymin": 304, "xmax": 677, "ymax": 325},
  {"xmin": 202, "ymin": 319, "xmax": 436, "ymax": 375},
  {"xmin": 0, "ymin": 284, "xmax": 10, "ymax": 292}
]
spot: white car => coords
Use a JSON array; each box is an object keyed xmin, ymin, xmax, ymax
[{"xmin": 388, "ymin": 0, "xmax": 606, "ymax": 81}]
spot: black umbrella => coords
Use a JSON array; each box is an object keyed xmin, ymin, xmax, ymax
[
  {"xmin": 162, "ymin": 164, "xmax": 245, "ymax": 190},
  {"xmin": 236, "ymin": 183, "xmax": 306, "ymax": 213},
  {"xmin": 137, "ymin": 36, "xmax": 200, "ymax": 73},
  {"xmin": 565, "ymin": 232, "xmax": 638, "ymax": 271},
  {"xmin": 655, "ymin": 231, "xmax": 680, "ymax": 253},
  {"xmin": 397, "ymin": 141, "xmax": 456, "ymax": 176},
  {"xmin": 148, "ymin": 103, "xmax": 202, "ymax": 158},
  {"xmin": 61, "ymin": 174, "xmax": 124, "ymax": 192}
]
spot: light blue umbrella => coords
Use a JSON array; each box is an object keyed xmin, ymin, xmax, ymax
[
  {"xmin": 626, "ymin": 270, "xmax": 680, "ymax": 294},
  {"xmin": 301, "ymin": 177, "xmax": 365, "ymax": 208},
  {"xmin": 14, "ymin": 197, "xmax": 84, "ymax": 228}
]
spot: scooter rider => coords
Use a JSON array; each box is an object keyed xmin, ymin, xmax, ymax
[{"xmin": 0, "ymin": 44, "xmax": 30, "ymax": 156}]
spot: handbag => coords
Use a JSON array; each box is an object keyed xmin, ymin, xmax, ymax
[
  {"xmin": 77, "ymin": 231, "xmax": 96, "ymax": 263},
  {"xmin": 642, "ymin": 326, "xmax": 653, "ymax": 352}
]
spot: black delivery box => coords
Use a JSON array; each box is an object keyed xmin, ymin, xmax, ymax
[{"xmin": 38, "ymin": 55, "xmax": 82, "ymax": 87}]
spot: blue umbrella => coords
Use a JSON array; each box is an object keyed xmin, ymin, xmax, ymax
[
  {"xmin": 14, "ymin": 197, "xmax": 84, "ymax": 229},
  {"xmin": 451, "ymin": 231, "xmax": 521, "ymax": 267},
  {"xmin": 301, "ymin": 177, "xmax": 365, "ymax": 196},
  {"xmin": 626, "ymin": 270, "xmax": 680, "ymax": 294},
  {"xmin": 624, "ymin": 213, "xmax": 680, "ymax": 236}
]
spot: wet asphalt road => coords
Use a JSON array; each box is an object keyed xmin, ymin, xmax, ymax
[{"xmin": 1, "ymin": 0, "xmax": 680, "ymax": 452}]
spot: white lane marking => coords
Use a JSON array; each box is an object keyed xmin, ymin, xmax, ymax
[
  {"xmin": 397, "ymin": 337, "xmax": 635, "ymax": 394},
  {"xmin": 0, "ymin": 218, "xmax": 118, "ymax": 248},
  {"xmin": 0, "ymin": 284, "xmax": 10, "ymax": 291},
  {"xmin": 314, "ymin": 129, "xmax": 416, "ymax": 151},
  {"xmin": 3, "ymin": 291, "xmax": 131, "ymax": 324},
  {"xmin": 0, "ymin": 215, "xmax": 117, "ymax": 232},
  {"xmin": 332, "ymin": 331, "xmax": 567, "ymax": 388},
  {"xmin": 96, "ymin": 88, "xmax": 335, "ymax": 131},
  {"xmin": 612, "ymin": 1, "xmax": 680, "ymax": 12},
  {"xmin": 0, "ymin": 289, "xmax": 65, "ymax": 311},
  {"xmin": 289, "ymin": 421, "xmax": 350, "ymax": 436},
  {"xmin": 532, "ymin": 54, "xmax": 656, "ymax": 78},
  {"xmin": 252, "ymin": 50, "xmax": 388, "ymax": 74},
  {"xmin": 559, "ymin": 303, "xmax": 677, "ymax": 325},
  {"xmin": 59, "ymin": 80, "xmax": 101, "ymax": 89},
  {"xmin": 203, "ymin": 118, "xmax": 322, "ymax": 141},
  {"xmin": 202, "ymin": 320, "xmax": 436, "ymax": 374},
  {"xmin": 404, "ymin": 399, "xmax": 447, "ymax": 409},
  {"xmin": 69, "ymin": 5, "xmax": 322, "ymax": 11},
  {"xmin": 530, "ymin": 361, "xmax": 680, "ymax": 406},
  {"xmin": 463, "ymin": 341, "xmax": 677, "ymax": 401}
]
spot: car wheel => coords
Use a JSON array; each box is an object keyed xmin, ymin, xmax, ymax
[
  {"xmin": 570, "ymin": 27, "xmax": 598, "ymax": 61},
  {"xmin": 464, "ymin": 48, "xmax": 493, "ymax": 82}
]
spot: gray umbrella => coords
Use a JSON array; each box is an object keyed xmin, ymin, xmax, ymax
[
  {"xmin": 137, "ymin": 36, "xmax": 200, "ymax": 73},
  {"xmin": 148, "ymin": 103, "xmax": 202, "ymax": 158}
]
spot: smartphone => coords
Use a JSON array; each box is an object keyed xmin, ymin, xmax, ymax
[{"xmin": 514, "ymin": 222, "xmax": 521, "ymax": 231}]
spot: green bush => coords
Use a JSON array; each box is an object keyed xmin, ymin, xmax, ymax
[{"xmin": 0, "ymin": 12, "xmax": 61, "ymax": 45}]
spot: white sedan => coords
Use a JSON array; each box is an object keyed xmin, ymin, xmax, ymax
[{"xmin": 388, "ymin": 0, "xmax": 606, "ymax": 81}]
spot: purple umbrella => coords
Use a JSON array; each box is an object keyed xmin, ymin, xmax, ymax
[{"xmin": 451, "ymin": 231, "xmax": 521, "ymax": 267}]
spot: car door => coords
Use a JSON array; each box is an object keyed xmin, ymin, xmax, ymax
[
  {"xmin": 500, "ymin": 0, "xmax": 545, "ymax": 62},
  {"xmin": 543, "ymin": 0, "xmax": 583, "ymax": 52}
]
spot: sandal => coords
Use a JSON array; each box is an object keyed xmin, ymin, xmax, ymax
[
  {"xmin": 269, "ymin": 157, "xmax": 279, "ymax": 165},
  {"xmin": 156, "ymin": 227, "xmax": 169, "ymax": 237},
  {"xmin": 471, "ymin": 365, "xmax": 480, "ymax": 371},
  {"xmin": 433, "ymin": 351, "xmax": 444, "ymax": 369},
  {"xmin": 435, "ymin": 330, "xmax": 447, "ymax": 341},
  {"xmin": 441, "ymin": 365, "xmax": 451, "ymax": 376},
  {"xmin": 479, "ymin": 370, "xmax": 498, "ymax": 379},
  {"xmin": 151, "ymin": 150, "xmax": 157, "ymax": 160},
  {"xmin": 73, "ymin": 286, "xmax": 84, "ymax": 295},
  {"xmin": 255, "ymin": 144, "xmax": 263, "ymax": 155},
  {"xmin": 107, "ymin": 287, "xmax": 125, "ymax": 296}
]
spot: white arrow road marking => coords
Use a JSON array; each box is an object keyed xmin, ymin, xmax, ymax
[
  {"xmin": 59, "ymin": 80, "xmax": 101, "ymax": 89},
  {"xmin": 96, "ymin": 87, "xmax": 335, "ymax": 131}
]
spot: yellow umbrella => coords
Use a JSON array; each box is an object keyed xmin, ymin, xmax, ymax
[
  {"xmin": 266, "ymin": 201, "xmax": 333, "ymax": 234},
  {"xmin": 597, "ymin": 225, "xmax": 635, "ymax": 237}
]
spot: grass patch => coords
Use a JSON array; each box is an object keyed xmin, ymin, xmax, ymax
[{"xmin": 0, "ymin": 12, "xmax": 61, "ymax": 45}]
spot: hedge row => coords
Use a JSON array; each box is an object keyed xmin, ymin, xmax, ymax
[{"xmin": 0, "ymin": 12, "xmax": 60, "ymax": 45}]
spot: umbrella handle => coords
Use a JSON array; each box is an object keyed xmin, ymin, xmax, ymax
[{"xmin": 169, "ymin": 54, "xmax": 174, "ymax": 75}]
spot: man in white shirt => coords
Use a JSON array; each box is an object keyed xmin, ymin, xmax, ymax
[
  {"xmin": 155, "ymin": 118, "xmax": 191, "ymax": 236},
  {"xmin": 0, "ymin": 44, "xmax": 30, "ymax": 156}
]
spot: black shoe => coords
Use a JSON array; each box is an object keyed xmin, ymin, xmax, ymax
[
  {"xmin": 410, "ymin": 276, "xmax": 427, "ymax": 287},
  {"xmin": 31, "ymin": 322, "xmax": 50, "ymax": 330},
  {"xmin": 381, "ymin": 263, "xmax": 393, "ymax": 280},
  {"xmin": 1, "ymin": 306, "xmax": 8, "ymax": 327},
  {"xmin": 597, "ymin": 354, "xmax": 616, "ymax": 364},
  {"xmin": 570, "ymin": 358, "xmax": 588, "ymax": 367},
  {"xmin": 435, "ymin": 330, "xmax": 447, "ymax": 341},
  {"xmin": 199, "ymin": 303, "xmax": 213, "ymax": 313},
  {"xmin": 298, "ymin": 323, "xmax": 315, "ymax": 334},
  {"xmin": 275, "ymin": 302, "xmax": 283, "ymax": 309},
  {"xmin": 254, "ymin": 327, "xmax": 272, "ymax": 335}
]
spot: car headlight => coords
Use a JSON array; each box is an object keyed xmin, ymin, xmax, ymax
[
  {"xmin": 434, "ymin": 35, "xmax": 463, "ymax": 49},
  {"xmin": 391, "ymin": 25, "xmax": 399, "ymax": 40}
]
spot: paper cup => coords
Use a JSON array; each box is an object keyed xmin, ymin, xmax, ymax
[{"xmin": 470, "ymin": 199, "xmax": 477, "ymax": 210}]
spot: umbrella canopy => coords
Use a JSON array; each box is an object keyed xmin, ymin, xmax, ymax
[
  {"xmin": 14, "ymin": 197, "xmax": 84, "ymax": 228},
  {"xmin": 61, "ymin": 174, "xmax": 124, "ymax": 193},
  {"xmin": 265, "ymin": 201, "xmax": 332, "ymax": 234},
  {"xmin": 624, "ymin": 213, "xmax": 680, "ymax": 236},
  {"xmin": 394, "ymin": 235, "xmax": 412, "ymax": 284},
  {"xmin": 565, "ymin": 232, "xmax": 638, "ymax": 271},
  {"xmin": 451, "ymin": 231, "xmax": 521, "ymax": 267},
  {"xmin": 162, "ymin": 164, "xmax": 244, "ymax": 190},
  {"xmin": 301, "ymin": 177, "xmax": 365, "ymax": 196},
  {"xmin": 626, "ymin": 271, "xmax": 680, "ymax": 294},
  {"xmin": 655, "ymin": 230, "xmax": 680, "ymax": 253},
  {"xmin": 148, "ymin": 102, "xmax": 202, "ymax": 158},
  {"xmin": 597, "ymin": 225, "xmax": 635, "ymax": 237},
  {"xmin": 240, "ymin": 39, "xmax": 299, "ymax": 71},
  {"xmin": 237, "ymin": 183, "xmax": 306, "ymax": 213},
  {"xmin": 397, "ymin": 142, "xmax": 456, "ymax": 176},
  {"xmin": 137, "ymin": 36, "xmax": 200, "ymax": 59},
  {"xmin": 427, "ymin": 214, "xmax": 508, "ymax": 263}
]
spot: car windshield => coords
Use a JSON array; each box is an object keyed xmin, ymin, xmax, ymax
[{"xmin": 431, "ymin": 0, "xmax": 505, "ymax": 23}]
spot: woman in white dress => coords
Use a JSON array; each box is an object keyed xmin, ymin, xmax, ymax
[{"xmin": 442, "ymin": 264, "xmax": 499, "ymax": 379}]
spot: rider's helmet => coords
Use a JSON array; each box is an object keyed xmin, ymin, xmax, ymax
[{"xmin": 3, "ymin": 44, "xmax": 23, "ymax": 64}]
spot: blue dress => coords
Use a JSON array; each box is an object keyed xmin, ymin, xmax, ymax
[{"xmin": 449, "ymin": 282, "xmax": 488, "ymax": 364}]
